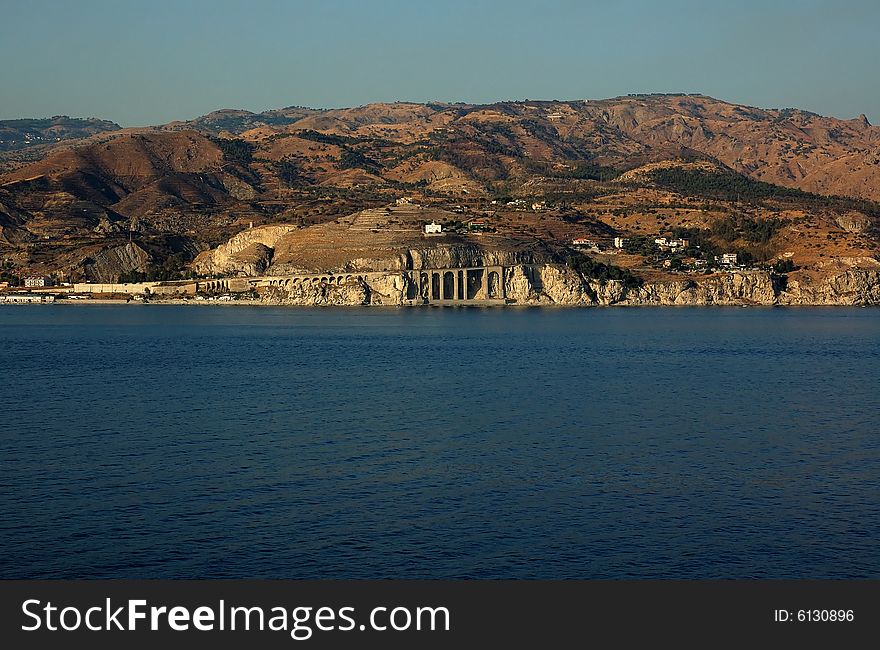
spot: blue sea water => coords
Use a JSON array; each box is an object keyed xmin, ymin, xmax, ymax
[{"xmin": 0, "ymin": 304, "xmax": 878, "ymax": 579}]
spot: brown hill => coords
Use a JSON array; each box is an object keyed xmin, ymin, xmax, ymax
[
  {"xmin": 0, "ymin": 131, "xmax": 263, "ymax": 280},
  {"xmin": 216, "ymin": 95, "xmax": 880, "ymax": 200},
  {"xmin": 7, "ymin": 95, "xmax": 880, "ymax": 199}
]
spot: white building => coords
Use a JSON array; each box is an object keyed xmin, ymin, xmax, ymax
[
  {"xmin": 613, "ymin": 237, "xmax": 627, "ymax": 249},
  {"xmin": 719, "ymin": 253, "xmax": 738, "ymax": 266},
  {"xmin": 654, "ymin": 238, "xmax": 689, "ymax": 250},
  {"xmin": 24, "ymin": 276, "xmax": 53, "ymax": 288},
  {"xmin": 424, "ymin": 221, "xmax": 443, "ymax": 235}
]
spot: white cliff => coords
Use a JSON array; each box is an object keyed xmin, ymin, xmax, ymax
[{"xmin": 193, "ymin": 224, "xmax": 299, "ymax": 276}]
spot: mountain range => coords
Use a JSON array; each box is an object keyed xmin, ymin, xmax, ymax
[{"xmin": 1, "ymin": 94, "xmax": 878, "ymax": 286}]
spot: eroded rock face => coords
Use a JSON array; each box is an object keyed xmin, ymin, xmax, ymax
[
  {"xmin": 504, "ymin": 264, "xmax": 594, "ymax": 305},
  {"xmin": 220, "ymin": 173, "xmax": 257, "ymax": 200},
  {"xmin": 253, "ymin": 264, "xmax": 880, "ymax": 307},
  {"xmin": 84, "ymin": 242, "xmax": 151, "ymax": 282},
  {"xmin": 504, "ymin": 265, "xmax": 540, "ymax": 303},
  {"xmin": 625, "ymin": 271, "xmax": 780, "ymax": 306},
  {"xmin": 220, "ymin": 242, "xmax": 274, "ymax": 276},
  {"xmin": 505, "ymin": 264, "xmax": 777, "ymax": 305},
  {"xmin": 780, "ymin": 269, "xmax": 880, "ymax": 305},
  {"xmin": 502, "ymin": 265, "xmax": 880, "ymax": 307},
  {"xmin": 260, "ymin": 273, "xmax": 414, "ymax": 306},
  {"xmin": 835, "ymin": 213, "xmax": 872, "ymax": 234},
  {"xmin": 262, "ymin": 278, "xmax": 369, "ymax": 306},
  {"xmin": 193, "ymin": 224, "xmax": 297, "ymax": 275},
  {"xmin": 365, "ymin": 273, "xmax": 413, "ymax": 305}
]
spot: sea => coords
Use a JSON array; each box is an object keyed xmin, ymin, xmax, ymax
[{"xmin": 1, "ymin": 304, "xmax": 878, "ymax": 579}]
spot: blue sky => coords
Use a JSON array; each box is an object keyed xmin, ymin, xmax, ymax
[{"xmin": 1, "ymin": 0, "xmax": 877, "ymax": 126}]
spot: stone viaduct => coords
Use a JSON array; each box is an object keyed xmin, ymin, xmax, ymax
[
  {"xmin": 248, "ymin": 264, "xmax": 509, "ymax": 304},
  {"xmin": 409, "ymin": 265, "xmax": 506, "ymax": 303}
]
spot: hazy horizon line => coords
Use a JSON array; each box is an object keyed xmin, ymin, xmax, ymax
[{"xmin": 2, "ymin": 92, "xmax": 874, "ymax": 130}]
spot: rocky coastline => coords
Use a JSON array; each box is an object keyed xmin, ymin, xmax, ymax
[
  {"xmin": 181, "ymin": 227, "xmax": 880, "ymax": 308},
  {"xmin": 255, "ymin": 265, "xmax": 880, "ymax": 307}
]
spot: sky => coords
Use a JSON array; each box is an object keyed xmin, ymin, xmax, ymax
[{"xmin": 1, "ymin": 0, "xmax": 878, "ymax": 127}]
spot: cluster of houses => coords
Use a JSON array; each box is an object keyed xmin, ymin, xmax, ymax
[
  {"xmin": 490, "ymin": 199, "xmax": 547, "ymax": 211},
  {"xmin": 571, "ymin": 237, "xmax": 601, "ymax": 253},
  {"xmin": 0, "ymin": 275, "xmax": 59, "ymax": 303},
  {"xmin": 568, "ymin": 235, "xmax": 741, "ymax": 270},
  {"xmin": 571, "ymin": 237, "xmax": 630, "ymax": 252},
  {"xmin": 571, "ymin": 237, "xmax": 626, "ymax": 253},
  {"xmin": 423, "ymin": 217, "xmax": 496, "ymax": 235}
]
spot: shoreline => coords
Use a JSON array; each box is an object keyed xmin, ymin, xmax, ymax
[
  {"xmin": 2, "ymin": 298, "xmax": 877, "ymax": 309},
  {"xmin": 6, "ymin": 265, "xmax": 880, "ymax": 309}
]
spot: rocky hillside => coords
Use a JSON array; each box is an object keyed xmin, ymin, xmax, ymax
[
  {"xmin": 179, "ymin": 94, "xmax": 880, "ymax": 201},
  {"xmin": 0, "ymin": 130, "xmax": 261, "ymax": 281},
  {"xmin": 0, "ymin": 95, "xmax": 878, "ymax": 288},
  {"xmin": 259, "ymin": 265, "xmax": 880, "ymax": 308}
]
